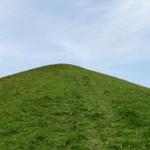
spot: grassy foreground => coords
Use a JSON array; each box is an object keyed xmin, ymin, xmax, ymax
[{"xmin": 0, "ymin": 64, "xmax": 150, "ymax": 150}]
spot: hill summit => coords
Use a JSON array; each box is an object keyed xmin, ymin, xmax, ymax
[{"xmin": 0, "ymin": 64, "xmax": 149, "ymax": 150}]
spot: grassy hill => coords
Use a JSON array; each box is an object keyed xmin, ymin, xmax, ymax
[{"xmin": 0, "ymin": 64, "xmax": 149, "ymax": 150}]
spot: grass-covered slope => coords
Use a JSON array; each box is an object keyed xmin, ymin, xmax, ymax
[{"xmin": 0, "ymin": 64, "xmax": 150, "ymax": 150}]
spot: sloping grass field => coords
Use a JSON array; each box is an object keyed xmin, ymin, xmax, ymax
[{"xmin": 0, "ymin": 64, "xmax": 150, "ymax": 150}]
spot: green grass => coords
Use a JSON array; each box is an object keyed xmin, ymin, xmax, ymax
[{"xmin": 0, "ymin": 64, "xmax": 149, "ymax": 150}]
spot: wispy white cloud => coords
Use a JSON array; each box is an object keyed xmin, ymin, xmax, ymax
[
  {"xmin": 0, "ymin": 0, "xmax": 150, "ymax": 86},
  {"xmin": 55, "ymin": 0, "xmax": 150, "ymax": 66}
]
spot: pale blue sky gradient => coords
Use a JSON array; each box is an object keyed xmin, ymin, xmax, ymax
[{"xmin": 0, "ymin": 0, "xmax": 150, "ymax": 87}]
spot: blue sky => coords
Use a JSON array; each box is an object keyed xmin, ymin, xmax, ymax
[{"xmin": 0, "ymin": 0, "xmax": 150, "ymax": 87}]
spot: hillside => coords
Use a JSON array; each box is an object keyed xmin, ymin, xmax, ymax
[{"xmin": 0, "ymin": 64, "xmax": 149, "ymax": 150}]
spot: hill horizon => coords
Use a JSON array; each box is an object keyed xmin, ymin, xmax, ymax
[{"xmin": 0, "ymin": 64, "xmax": 148, "ymax": 88}]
